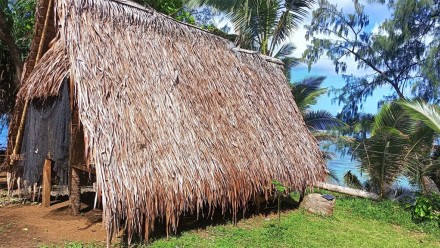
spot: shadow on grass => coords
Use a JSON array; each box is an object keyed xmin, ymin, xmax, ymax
[{"xmin": 137, "ymin": 196, "xmax": 301, "ymax": 245}]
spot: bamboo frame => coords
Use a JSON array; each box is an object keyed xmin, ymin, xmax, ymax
[{"xmin": 9, "ymin": 0, "xmax": 53, "ymax": 166}]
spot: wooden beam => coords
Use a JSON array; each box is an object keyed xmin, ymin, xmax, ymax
[
  {"xmin": 231, "ymin": 47, "xmax": 284, "ymax": 65},
  {"xmin": 72, "ymin": 164, "xmax": 96, "ymax": 174},
  {"xmin": 42, "ymin": 158, "xmax": 53, "ymax": 207}
]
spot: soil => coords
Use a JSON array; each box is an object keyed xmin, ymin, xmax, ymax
[
  {"xmin": 0, "ymin": 171, "xmax": 288, "ymax": 248},
  {"xmin": 0, "ymin": 172, "xmax": 107, "ymax": 248},
  {"xmin": 0, "ymin": 198, "xmax": 107, "ymax": 248}
]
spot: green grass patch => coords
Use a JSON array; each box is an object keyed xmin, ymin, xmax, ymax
[
  {"xmin": 149, "ymin": 196, "xmax": 439, "ymax": 248},
  {"xmin": 41, "ymin": 196, "xmax": 440, "ymax": 247}
]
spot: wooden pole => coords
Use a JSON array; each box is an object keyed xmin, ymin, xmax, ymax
[
  {"xmin": 7, "ymin": 0, "xmax": 55, "ymax": 198},
  {"xmin": 32, "ymin": 183, "xmax": 37, "ymax": 202},
  {"xmin": 42, "ymin": 159, "xmax": 53, "ymax": 207},
  {"xmin": 69, "ymin": 167, "xmax": 81, "ymax": 215},
  {"xmin": 9, "ymin": 0, "xmax": 53, "ymax": 166}
]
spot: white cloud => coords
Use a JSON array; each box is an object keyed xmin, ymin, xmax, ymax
[
  {"xmin": 288, "ymin": 0, "xmax": 392, "ymax": 79},
  {"xmin": 371, "ymin": 22, "xmax": 382, "ymax": 35}
]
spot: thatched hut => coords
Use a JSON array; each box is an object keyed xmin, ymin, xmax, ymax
[{"xmin": 7, "ymin": 0, "xmax": 326, "ymax": 243}]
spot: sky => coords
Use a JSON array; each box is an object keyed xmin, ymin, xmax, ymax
[{"xmin": 289, "ymin": 0, "xmax": 392, "ymax": 115}]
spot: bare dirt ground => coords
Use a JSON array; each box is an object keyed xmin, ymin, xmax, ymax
[{"xmin": 0, "ymin": 172, "xmax": 107, "ymax": 248}]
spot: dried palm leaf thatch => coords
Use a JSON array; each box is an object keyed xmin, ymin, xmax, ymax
[
  {"xmin": 18, "ymin": 0, "xmax": 326, "ymax": 243},
  {"xmin": 18, "ymin": 40, "xmax": 69, "ymax": 99}
]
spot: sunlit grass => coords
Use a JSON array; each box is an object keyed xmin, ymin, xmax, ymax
[
  {"xmin": 148, "ymin": 195, "xmax": 439, "ymax": 248},
  {"xmin": 41, "ymin": 195, "xmax": 440, "ymax": 248}
]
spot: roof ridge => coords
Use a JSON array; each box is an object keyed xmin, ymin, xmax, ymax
[{"xmin": 110, "ymin": 0, "xmax": 284, "ymax": 65}]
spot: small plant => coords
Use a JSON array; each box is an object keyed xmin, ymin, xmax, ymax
[
  {"xmin": 411, "ymin": 193, "xmax": 440, "ymax": 226},
  {"xmin": 272, "ymin": 180, "xmax": 286, "ymax": 226}
]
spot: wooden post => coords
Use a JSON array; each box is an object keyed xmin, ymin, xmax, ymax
[
  {"xmin": 42, "ymin": 159, "xmax": 53, "ymax": 207},
  {"xmin": 69, "ymin": 167, "xmax": 80, "ymax": 215},
  {"xmin": 32, "ymin": 183, "xmax": 37, "ymax": 202}
]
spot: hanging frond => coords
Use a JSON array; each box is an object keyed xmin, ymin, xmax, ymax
[
  {"xmin": 304, "ymin": 110, "xmax": 345, "ymax": 131},
  {"xmin": 290, "ymin": 76, "xmax": 327, "ymax": 111},
  {"xmin": 343, "ymin": 170, "xmax": 363, "ymax": 190},
  {"xmin": 398, "ymin": 100, "xmax": 440, "ymax": 134}
]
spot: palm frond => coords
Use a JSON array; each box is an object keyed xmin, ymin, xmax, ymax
[
  {"xmin": 269, "ymin": 10, "xmax": 296, "ymax": 55},
  {"xmin": 188, "ymin": 0, "xmax": 243, "ymax": 11},
  {"xmin": 353, "ymin": 113, "xmax": 375, "ymax": 134},
  {"xmin": 343, "ymin": 170, "xmax": 363, "ymax": 190},
  {"xmin": 274, "ymin": 42, "xmax": 296, "ymax": 58},
  {"xmin": 290, "ymin": 76, "xmax": 327, "ymax": 110},
  {"xmin": 304, "ymin": 110, "xmax": 345, "ymax": 131},
  {"xmin": 372, "ymin": 103, "xmax": 415, "ymax": 136},
  {"xmin": 398, "ymin": 100, "xmax": 440, "ymax": 133},
  {"xmin": 355, "ymin": 128, "xmax": 409, "ymax": 197},
  {"xmin": 281, "ymin": 56, "xmax": 300, "ymax": 81},
  {"xmin": 284, "ymin": 0, "xmax": 315, "ymax": 27},
  {"xmin": 327, "ymin": 169, "xmax": 340, "ymax": 183}
]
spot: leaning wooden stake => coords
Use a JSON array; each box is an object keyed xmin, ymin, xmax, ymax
[
  {"xmin": 316, "ymin": 182, "xmax": 380, "ymax": 200},
  {"xmin": 9, "ymin": 0, "xmax": 53, "ymax": 165},
  {"xmin": 42, "ymin": 159, "xmax": 53, "ymax": 207},
  {"xmin": 8, "ymin": 0, "xmax": 54, "ymax": 197}
]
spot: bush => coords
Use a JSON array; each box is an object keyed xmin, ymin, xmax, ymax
[{"xmin": 411, "ymin": 193, "xmax": 440, "ymax": 226}]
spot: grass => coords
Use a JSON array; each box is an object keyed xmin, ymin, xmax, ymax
[
  {"xmin": 147, "ymin": 195, "xmax": 439, "ymax": 248},
  {"xmin": 41, "ymin": 195, "xmax": 440, "ymax": 248}
]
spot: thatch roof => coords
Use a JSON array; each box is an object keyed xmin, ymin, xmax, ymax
[{"xmin": 17, "ymin": 0, "xmax": 326, "ymax": 242}]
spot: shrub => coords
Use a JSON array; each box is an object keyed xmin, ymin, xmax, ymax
[{"xmin": 411, "ymin": 193, "xmax": 440, "ymax": 226}]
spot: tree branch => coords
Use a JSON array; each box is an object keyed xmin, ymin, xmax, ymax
[{"xmin": 343, "ymin": 47, "xmax": 406, "ymax": 99}]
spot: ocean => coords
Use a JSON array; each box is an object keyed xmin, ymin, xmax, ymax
[{"xmin": 325, "ymin": 145, "xmax": 413, "ymax": 189}]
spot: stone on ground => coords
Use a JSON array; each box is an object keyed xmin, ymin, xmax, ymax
[{"xmin": 300, "ymin": 193, "xmax": 336, "ymax": 216}]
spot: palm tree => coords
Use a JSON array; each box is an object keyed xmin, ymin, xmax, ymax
[
  {"xmin": 290, "ymin": 76, "xmax": 344, "ymax": 138},
  {"xmin": 352, "ymin": 102, "xmax": 437, "ymax": 197},
  {"xmin": 290, "ymin": 76, "xmax": 345, "ymax": 185},
  {"xmin": 189, "ymin": 0, "xmax": 314, "ymax": 80},
  {"xmin": 398, "ymin": 100, "xmax": 440, "ymax": 190}
]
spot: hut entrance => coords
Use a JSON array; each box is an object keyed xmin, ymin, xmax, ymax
[
  {"xmin": 15, "ymin": 78, "xmax": 95, "ymax": 213},
  {"xmin": 18, "ymin": 79, "xmax": 71, "ymax": 190}
]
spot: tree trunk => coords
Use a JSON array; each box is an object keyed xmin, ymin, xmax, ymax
[
  {"xmin": 317, "ymin": 182, "xmax": 380, "ymax": 200},
  {"xmin": 421, "ymin": 176, "xmax": 440, "ymax": 195}
]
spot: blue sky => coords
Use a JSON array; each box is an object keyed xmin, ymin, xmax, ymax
[{"xmin": 290, "ymin": 0, "xmax": 392, "ymax": 115}]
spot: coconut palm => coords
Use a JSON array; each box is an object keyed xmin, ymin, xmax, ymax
[
  {"xmin": 290, "ymin": 76, "xmax": 345, "ymax": 185},
  {"xmin": 290, "ymin": 76, "xmax": 344, "ymax": 139},
  {"xmin": 189, "ymin": 0, "xmax": 314, "ymax": 80},
  {"xmin": 353, "ymin": 102, "xmax": 437, "ymax": 197},
  {"xmin": 398, "ymin": 100, "xmax": 440, "ymax": 188}
]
